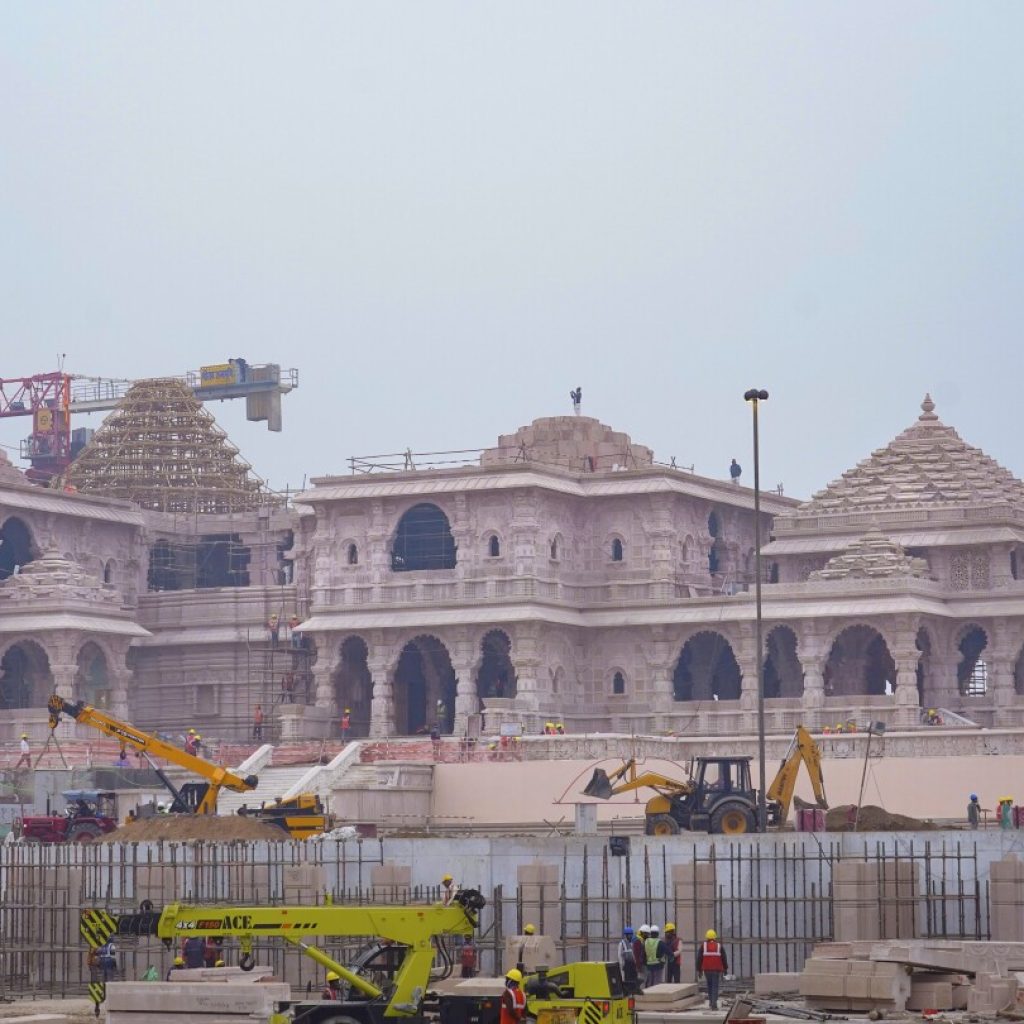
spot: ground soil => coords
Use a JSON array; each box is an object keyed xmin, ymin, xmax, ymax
[
  {"xmin": 100, "ymin": 814, "xmax": 288, "ymax": 843},
  {"xmin": 826, "ymin": 803, "xmax": 938, "ymax": 832},
  {"xmin": 0, "ymin": 996, "xmax": 95, "ymax": 1020}
]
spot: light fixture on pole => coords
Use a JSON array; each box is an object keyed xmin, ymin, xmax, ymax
[{"xmin": 743, "ymin": 388, "xmax": 769, "ymax": 832}]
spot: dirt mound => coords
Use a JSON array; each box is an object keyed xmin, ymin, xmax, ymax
[
  {"xmin": 826, "ymin": 803, "xmax": 937, "ymax": 832},
  {"xmin": 101, "ymin": 815, "xmax": 289, "ymax": 843}
]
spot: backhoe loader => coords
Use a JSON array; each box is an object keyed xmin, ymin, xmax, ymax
[{"xmin": 582, "ymin": 725, "xmax": 827, "ymax": 836}]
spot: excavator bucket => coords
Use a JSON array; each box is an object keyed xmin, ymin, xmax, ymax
[{"xmin": 583, "ymin": 768, "xmax": 614, "ymax": 800}]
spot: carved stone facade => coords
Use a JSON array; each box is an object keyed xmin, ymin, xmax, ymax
[{"xmin": 3, "ymin": 399, "xmax": 1024, "ymax": 743}]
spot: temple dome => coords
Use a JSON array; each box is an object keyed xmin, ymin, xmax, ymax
[{"xmin": 801, "ymin": 395, "xmax": 1024, "ymax": 514}]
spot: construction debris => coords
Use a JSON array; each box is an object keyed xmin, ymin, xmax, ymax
[
  {"xmin": 100, "ymin": 815, "xmax": 288, "ymax": 843},
  {"xmin": 826, "ymin": 803, "xmax": 938, "ymax": 831}
]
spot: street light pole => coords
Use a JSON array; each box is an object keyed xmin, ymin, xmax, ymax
[{"xmin": 744, "ymin": 388, "xmax": 769, "ymax": 833}]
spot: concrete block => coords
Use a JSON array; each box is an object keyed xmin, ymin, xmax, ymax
[
  {"xmin": 502, "ymin": 934, "xmax": 558, "ymax": 974},
  {"xmin": 451, "ymin": 977, "xmax": 505, "ymax": 996},
  {"xmin": 799, "ymin": 973, "xmax": 848, "ymax": 1000},
  {"xmin": 172, "ymin": 965, "xmax": 275, "ymax": 983},
  {"xmin": 753, "ymin": 973, "xmax": 801, "ymax": 996},
  {"xmin": 104, "ymin": 981, "xmax": 291, "ymax": 1015},
  {"xmin": 634, "ymin": 983, "xmax": 699, "ymax": 1003},
  {"xmin": 907, "ymin": 981, "xmax": 954, "ymax": 1011}
]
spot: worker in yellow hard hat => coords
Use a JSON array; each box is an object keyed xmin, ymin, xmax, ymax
[
  {"xmin": 999, "ymin": 797, "xmax": 1015, "ymax": 830},
  {"xmin": 322, "ymin": 969, "xmax": 342, "ymax": 1000},
  {"xmin": 166, "ymin": 955, "xmax": 186, "ymax": 980},
  {"xmin": 441, "ymin": 873, "xmax": 458, "ymax": 905},
  {"xmin": 524, "ymin": 923, "xmax": 535, "ymax": 935},
  {"xmin": 501, "ymin": 969, "xmax": 526, "ymax": 1024},
  {"xmin": 697, "ymin": 929, "xmax": 728, "ymax": 1010},
  {"xmin": 664, "ymin": 922, "xmax": 681, "ymax": 983}
]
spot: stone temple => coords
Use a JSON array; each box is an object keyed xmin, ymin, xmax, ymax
[{"xmin": 2, "ymin": 393, "xmax": 1023, "ymax": 745}]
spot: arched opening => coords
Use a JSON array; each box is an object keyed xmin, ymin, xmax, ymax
[
  {"xmin": 708, "ymin": 512, "xmax": 721, "ymax": 538},
  {"xmin": 768, "ymin": 562, "xmax": 780, "ymax": 584},
  {"xmin": 1012, "ymin": 550, "xmax": 1020, "ymax": 581},
  {"xmin": 0, "ymin": 642, "xmax": 53, "ymax": 710},
  {"xmin": 550, "ymin": 535, "xmax": 562, "ymax": 561},
  {"xmin": 333, "ymin": 637, "xmax": 372, "ymax": 737},
  {"xmin": 488, "ymin": 535, "xmax": 500, "ymax": 558},
  {"xmin": 957, "ymin": 626, "xmax": 988, "ymax": 696},
  {"xmin": 102, "ymin": 560, "xmax": 115, "ymax": 585},
  {"xmin": 75, "ymin": 642, "xmax": 112, "ymax": 709},
  {"xmin": 347, "ymin": 543, "xmax": 359, "ymax": 566},
  {"xmin": 0, "ymin": 517, "xmax": 35, "ymax": 580},
  {"xmin": 612, "ymin": 671, "xmax": 626, "ymax": 695},
  {"xmin": 393, "ymin": 635, "xmax": 457, "ymax": 735},
  {"xmin": 823, "ymin": 625, "xmax": 896, "ymax": 697},
  {"xmin": 672, "ymin": 632, "xmax": 741, "ymax": 701},
  {"xmin": 391, "ymin": 504, "xmax": 456, "ymax": 571},
  {"xmin": 764, "ymin": 626, "xmax": 802, "ymax": 698},
  {"xmin": 476, "ymin": 630, "xmax": 517, "ymax": 699},
  {"xmin": 611, "ymin": 538, "xmax": 624, "ymax": 562}
]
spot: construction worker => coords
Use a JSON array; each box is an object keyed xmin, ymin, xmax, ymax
[
  {"xmin": 288, "ymin": 614, "xmax": 302, "ymax": 649},
  {"xmin": 340, "ymin": 708, "xmax": 351, "ymax": 741},
  {"xmin": 633, "ymin": 925, "xmax": 649, "ymax": 988},
  {"xmin": 501, "ymin": 969, "xmax": 527, "ymax": 1024},
  {"xmin": 1000, "ymin": 797, "xmax": 1015, "ymax": 830},
  {"xmin": 968, "ymin": 793, "xmax": 981, "ymax": 829},
  {"xmin": 165, "ymin": 956, "xmax": 186, "ymax": 981},
  {"xmin": 184, "ymin": 729, "xmax": 198, "ymax": 756},
  {"xmin": 15, "ymin": 733, "xmax": 31, "ymax": 770},
  {"xmin": 97, "ymin": 939, "xmax": 118, "ymax": 982},
  {"xmin": 441, "ymin": 873, "xmax": 458, "ymax": 906},
  {"xmin": 182, "ymin": 936, "xmax": 205, "ymax": 969},
  {"xmin": 555, "ymin": 722, "xmax": 565, "ymax": 735},
  {"xmin": 252, "ymin": 704, "xmax": 264, "ymax": 741},
  {"xmin": 696, "ymin": 929, "xmax": 728, "ymax": 1010},
  {"xmin": 619, "ymin": 925, "xmax": 640, "ymax": 994},
  {"xmin": 322, "ymin": 970, "xmax": 342, "ymax": 1000},
  {"xmin": 664, "ymin": 922, "xmax": 682, "ymax": 983},
  {"xmin": 460, "ymin": 938, "xmax": 477, "ymax": 978},
  {"xmin": 267, "ymin": 613, "xmax": 280, "ymax": 649},
  {"xmin": 644, "ymin": 924, "xmax": 666, "ymax": 987},
  {"xmin": 516, "ymin": 923, "xmax": 536, "ymax": 973}
]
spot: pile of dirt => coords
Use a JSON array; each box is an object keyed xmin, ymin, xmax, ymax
[
  {"xmin": 100, "ymin": 814, "xmax": 289, "ymax": 843},
  {"xmin": 826, "ymin": 803, "xmax": 938, "ymax": 832}
]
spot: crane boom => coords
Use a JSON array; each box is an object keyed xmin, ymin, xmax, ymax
[{"xmin": 47, "ymin": 694, "xmax": 257, "ymax": 815}]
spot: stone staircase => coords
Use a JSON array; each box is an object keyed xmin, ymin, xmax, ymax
[{"xmin": 216, "ymin": 764, "xmax": 314, "ymax": 815}]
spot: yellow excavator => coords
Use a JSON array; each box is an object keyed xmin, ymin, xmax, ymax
[
  {"xmin": 583, "ymin": 725, "xmax": 828, "ymax": 836},
  {"xmin": 47, "ymin": 694, "xmax": 329, "ymax": 839}
]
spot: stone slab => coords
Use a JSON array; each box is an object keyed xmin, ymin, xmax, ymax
[
  {"xmin": 172, "ymin": 965, "xmax": 275, "ymax": 984},
  {"xmin": 753, "ymin": 973, "xmax": 801, "ymax": 995},
  {"xmin": 104, "ymin": 981, "xmax": 291, "ymax": 1015},
  {"xmin": 633, "ymin": 983, "xmax": 699, "ymax": 1003},
  {"xmin": 450, "ymin": 977, "xmax": 506, "ymax": 996},
  {"xmin": 4, "ymin": 1017, "xmax": 70, "ymax": 1023},
  {"xmin": 907, "ymin": 981, "xmax": 954, "ymax": 1011}
]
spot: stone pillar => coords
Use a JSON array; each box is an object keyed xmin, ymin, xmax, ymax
[
  {"xmin": 893, "ymin": 650, "xmax": 923, "ymax": 729},
  {"xmin": 313, "ymin": 658, "xmax": 335, "ymax": 711},
  {"xmin": 737, "ymin": 652, "xmax": 758, "ymax": 714},
  {"xmin": 109, "ymin": 668, "xmax": 131, "ymax": 720},
  {"xmin": 368, "ymin": 647, "xmax": 394, "ymax": 738},
  {"xmin": 643, "ymin": 627, "xmax": 678, "ymax": 715},
  {"xmin": 988, "ymin": 657, "xmax": 1016, "ymax": 710},
  {"xmin": 511, "ymin": 625, "xmax": 541, "ymax": 713},
  {"xmin": 798, "ymin": 631, "xmax": 827, "ymax": 730},
  {"xmin": 51, "ymin": 659, "xmax": 77, "ymax": 701}
]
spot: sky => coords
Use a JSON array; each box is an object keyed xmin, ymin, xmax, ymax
[{"xmin": 1, "ymin": 3, "xmax": 1022, "ymax": 499}]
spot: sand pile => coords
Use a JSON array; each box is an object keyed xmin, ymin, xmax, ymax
[
  {"xmin": 826, "ymin": 803, "xmax": 937, "ymax": 832},
  {"xmin": 101, "ymin": 814, "xmax": 288, "ymax": 843}
]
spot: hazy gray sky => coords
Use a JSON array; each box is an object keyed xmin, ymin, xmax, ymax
[{"xmin": 2, "ymin": 3, "xmax": 1022, "ymax": 499}]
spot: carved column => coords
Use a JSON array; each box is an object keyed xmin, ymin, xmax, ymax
[
  {"xmin": 988, "ymin": 619, "xmax": 1018, "ymax": 711},
  {"xmin": 798, "ymin": 627, "xmax": 827, "ymax": 730},
  {"xmin": 367, "ymin": 643, "xmax": 395, "ymax": 738},
  {"xmin": 449, "ymin": 632, "xmax": 479, "ymax": 737},
  {"xmin": 643, "ymin": 627, "xmax": 678, "ymax": 716},
  {"xmin": 109, "ymin": 667, "xmax": 132, "ymax": 720},
  {"xmin": 736, "ymin": 625, "xmax": 759, "ymax": 714},
  {"xmin": 511, "ymin": 624, "xmax": 541, "ymax": 718},
  {"xmin": 892, "ymin": 649, "xmax": 922, "ymax": 729}
]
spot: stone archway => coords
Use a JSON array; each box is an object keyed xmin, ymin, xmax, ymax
[
  {"xmin": 764, "ymin": 626, "xmax": 803, "ymax": 698},
  {"xmin": 0, "ymin": 641, "xmax": 53, "ymax": 710},
  {"xmin": 0, "ymin": 517, "xmax": 36, "ymax": 580},
  {"xmin": 672, "ymin": 632, "xmax": 741, "ymax": 701},
  {"xmin": 476, "ymin": 630, "xmax": 517, "ymax": 700},
  {"xmin": 333, "ymin": 637, "xmax": 373, "ymax": 737},
  {"xmin": 956, "ymin": 626, "xmax": 988, "ymax": 696},
  {"xmin": 823, "ymin": 625, "xmax": 896, "ymax": 697},
  {"xmin": 75, "ymin": 642, "xmax": 111, "ymax": 709},
  {"xmin": 393, "ymin": 635, "xmax": 457, "ymax": 735},
  {"xmin": 391, "ymin": 504, "xmax": 456, "ymax": 571}
]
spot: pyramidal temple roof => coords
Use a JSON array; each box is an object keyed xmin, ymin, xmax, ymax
[
  {"xmin": 801, "ymin": 395, "xmax": 1024, "ymax": 515},
  {"xmin": 60, "ymin": 379, "xmax": 278, "ymax": 514}
]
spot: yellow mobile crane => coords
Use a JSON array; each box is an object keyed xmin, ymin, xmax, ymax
[
  {"xmin": 583, "ymin": 725, "xmax": 828, "ymax": 836},
  {"xmin": 47, "ymin": 695, "xmax": 329, "ymax": 839}
]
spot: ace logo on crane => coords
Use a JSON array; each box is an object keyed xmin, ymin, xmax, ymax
[{"xmin": 176, "ymin": 916, "xmax": 253, "ymax": 931}]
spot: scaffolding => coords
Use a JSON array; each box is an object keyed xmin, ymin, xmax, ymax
[
  {"xmin": 58, "ymin": 378, "xmax": 280, "ymax": 513},
  {"xmin": 245, "ymin": 622, "xmax": 315, "ymax": 740}
]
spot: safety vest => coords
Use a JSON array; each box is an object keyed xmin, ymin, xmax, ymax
[
  {"xmin": 501, "ymin": 985, "xmax": 527, "ymax": 1024},
  {"xmin": 701, "ymin": 940, "xmax": 724, "ymax": 972},
  {"xmin": 644, "ymin": 937, "xmax": 662, "ymax": 965}
]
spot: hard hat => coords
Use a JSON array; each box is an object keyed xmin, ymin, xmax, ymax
[
  {"xmin": 214, "ymin": 960, "xmax": 225, "ymax": 967},
  {"xmin": 326, "ymin": 970, "xmax": 340, "ymax": 982},
  {"xmin": 665, "ymin": 922, "xmax": 676, "ymax": 932},
  {"xmin": 650, "ymin": 926, "xmax": 659, "ymax": 935},
  {"xmin": 188, "ymin": 728, "xmax": 196, "ymax": 734},
  {"xmin": 344, "ymin": 708, "xmax": 351, "ymax": 713},
  {"xmin": 639, "ymin": 924, "xmax": 650, "ymax": 934},
  {"xmin": 524, "ymin": 924, "xmax": 535, "ymax": 935},
  {"xmin": 624, "ymin": 925, "xmax": 634, "ymax": 936},
  {"xmin": 174, "ymin": 956, "xmax": 184, "ymax": 966},
  {"xmin": 195, "ymin": 734, "xmax": 202, "ymax": 740},
  {"xmin": 20, "ymin": 733, "xmax": 27, "ymax": 739},
  {"xmin": 506, "ymin": 969, "xmax": 523, "ymax": 984},
  {"xmin": 706, "ymin": 929, "xmax": 718, "ymax": 940},
  {"xmin": 545, "ymin": 721, "xmax": 553, "ymax": 728},
  {"xmin": 971, "ymin": 793, "xmax": 979, "ymax": 801},
  {"xmin": 442, "ymin": 873, "xmax": 453, "ymax": 883}
]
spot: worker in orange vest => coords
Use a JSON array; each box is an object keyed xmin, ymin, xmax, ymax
[
  {"xmin": 696, "ymin": 929, "xmax": 728, "ymax": 1010},
  {"xmin": 500, "ymin": 969, "xmax": 527, "ymax": 1024},
  {"xmin": 340, "ymin": 708, "xmax": 351, "ymax": 741}
]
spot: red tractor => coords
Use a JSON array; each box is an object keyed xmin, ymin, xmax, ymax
[{"xmin": 16, "ymin": 789, "xmax": 119, "ymax": 843}]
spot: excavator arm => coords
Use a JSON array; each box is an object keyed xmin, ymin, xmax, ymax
[
  {"xmin": 81, "ymin": 889, "xmax": 487, "ymax": 1016},
  {"xmin": 48, "ymin": 694, "xmax": 257, "ymax": 815},
  {"xmin": 765, "ymin": 725, "xmax": 828, "ymax": 822},
  {"xmin": 583, "ymin": 758, "xmax": 694, "ymax": 800}
]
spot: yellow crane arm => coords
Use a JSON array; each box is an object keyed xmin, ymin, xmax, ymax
[
  {"xmin": 81, "ymin": 890, "xmax": 486, "ymax": 1018},
  {"xmin": 48, "ymin": 694, "xmax": 257, "ymax": 814},
  {"xmin": 765, "ymin": 725, "xmax": 828, "ymax": 821}
]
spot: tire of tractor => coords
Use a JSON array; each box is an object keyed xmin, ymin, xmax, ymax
[
  {"xmin": 646, "ymin": 813, "xmax": 681, "ymax": 836},
  {"xmin": 710, "ymin": 803, "xmax": 756, "ymax": 836},
  {"xmin": 68, "ymin": 823, "xmax": 104, "ymax": 843}
]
